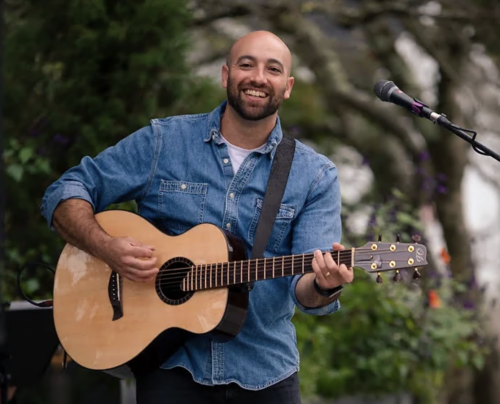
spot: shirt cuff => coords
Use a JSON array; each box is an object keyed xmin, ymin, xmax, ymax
[
  {"xmin": 290, "ymin": 275, "xmax": 341, "ymax": 316},
  {"xmin": 40, "ymin": 181, "xmax": 95, "ymax": 230}
]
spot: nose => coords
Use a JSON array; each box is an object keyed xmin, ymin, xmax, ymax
[{"xmin": 250, "ymin": 66, "xmax": 267, "ymax": 86}]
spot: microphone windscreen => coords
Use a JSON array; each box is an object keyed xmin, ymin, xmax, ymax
[{"xmin": 373, "ymin": 80, "xmax": 396, "ymax": 101}]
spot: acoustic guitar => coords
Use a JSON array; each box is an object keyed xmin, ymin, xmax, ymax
[{"xmin": 53, "ymin": 210, "xmax": 428, "ymax": 378}]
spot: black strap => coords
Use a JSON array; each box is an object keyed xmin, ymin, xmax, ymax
[{"xmin": 251, "ymin": 136, "xmax": 296, "ymax": 259}]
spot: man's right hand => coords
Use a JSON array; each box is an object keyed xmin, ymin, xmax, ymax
[{"xmin": 99, "ymin": 237, "xmax": 159, "ymax": 282}]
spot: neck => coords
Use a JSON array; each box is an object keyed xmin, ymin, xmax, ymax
[
  {"xmin": 220, "ymin": 104, "xmax": 278, "ymax": 149},
  {"xmin": 183, "ymin": 249, "xmax": 354, "ymax": 292}
]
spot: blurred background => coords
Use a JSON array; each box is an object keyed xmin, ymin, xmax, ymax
[{"xmin": 3, "ymin": 0, "xmax": 500, "ymax": 403}]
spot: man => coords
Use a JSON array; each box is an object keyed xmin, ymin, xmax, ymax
[{"xmin": 41, "ymin": 31, "xmax": 353, "ymax": 403}]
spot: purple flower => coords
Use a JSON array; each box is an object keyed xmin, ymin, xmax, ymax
[
  {"xmin": 436, "ymin": 185, "xmax": 447, "ymax": 194},
  {"xmin": 53, "ymin": 134, "xmax": 71, "ymax": 146},
  {"xmin": 419, "ymin": 151, "xmax": 430, "ymax": 161}
]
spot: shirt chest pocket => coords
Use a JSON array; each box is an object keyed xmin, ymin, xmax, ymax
[
  {"xmin": 158, "ymin": 180, "xmax": 208, "ymax": 235},
  {"xmin": 248, "ymin": 197, "xmax": 295, "ymax": 253}
]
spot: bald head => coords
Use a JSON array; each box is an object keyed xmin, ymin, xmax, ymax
[{"xmin": 226, "ymin": 31, "xmax": 292, "ymax": 75}]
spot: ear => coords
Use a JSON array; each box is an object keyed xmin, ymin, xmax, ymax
[
  {"xmin": 283, "ymin": 76, "xmax": 295, "ymax": 100},
  {"xmin": 221, "ymin": 64, "xmax": 229, "ymax": 89}
]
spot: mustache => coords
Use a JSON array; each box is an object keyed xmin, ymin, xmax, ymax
[{"xmin": 239, "ymin": 81, "xmax": 273, "ymax": 94}]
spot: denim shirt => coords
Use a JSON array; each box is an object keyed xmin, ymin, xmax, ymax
[{"xmin": 41, "ymin": 101, "xmax": 342, "ymax": 390}]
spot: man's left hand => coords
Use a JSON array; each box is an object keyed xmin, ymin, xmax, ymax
[{"xmin": 312, "ymin": 243, "xmax": 354, "ymax": 290}]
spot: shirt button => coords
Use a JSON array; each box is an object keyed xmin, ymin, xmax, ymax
[
  {"xmin": 180, "ymin": 184, "xmax": 187, "ymax": 190},
  {"xmin": 229, "ymin": 193, "xmax": 234, "ymax": 199},
  {"xmin": 226, "ymin": 223, "xmax": 231, "ymax": 229},
  {"xmin": 223, "ymin": 158, "xmax": 229, "ymax": 164}
]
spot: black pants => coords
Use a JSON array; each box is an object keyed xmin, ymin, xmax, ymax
[{"xmin": 136, "ymin": 367, "xmax": 302, "ymax": 404}]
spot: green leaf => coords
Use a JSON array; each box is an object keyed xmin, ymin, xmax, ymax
[
  {"xmin": 7, "ymin": 163, "xmax": 24, "ymax": 182},
  {"xmin": 19, "ymin": 147, "xmax": 34, "ymax": 163}
]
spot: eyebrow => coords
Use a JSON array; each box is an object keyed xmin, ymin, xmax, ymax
[{"xmin": 235, "ymin": 55, "xmax": 285, "ymax": 71}]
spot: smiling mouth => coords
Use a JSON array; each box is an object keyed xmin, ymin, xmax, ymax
[{"xmin": 243, "ymin": 89, "xmax": 268, "ymax": 98}]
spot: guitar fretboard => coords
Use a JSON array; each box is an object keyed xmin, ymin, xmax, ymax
[{"xmin": 182, "ymin": 249, "xmax": 354, "ymax": 292}]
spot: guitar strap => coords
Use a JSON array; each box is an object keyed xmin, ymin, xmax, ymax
[{"xmin": 250, "ymin": 135, "xmax": 296, "ymax": 261}]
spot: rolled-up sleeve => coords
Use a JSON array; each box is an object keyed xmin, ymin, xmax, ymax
[
  {"xmin": 289, "ymin": 161, "xmax": 342, "ymax": 315},
  {"xmin": 40, "ymin": 125, "xmax": 158, "ymax": 229}
]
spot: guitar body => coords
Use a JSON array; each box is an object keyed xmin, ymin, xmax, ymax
[{"xmin": 53, "ymin": 211, "xmax": 248, "ymax": 378}]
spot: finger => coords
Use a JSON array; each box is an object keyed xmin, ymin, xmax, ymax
[
  {"xmin": 311, "ymin": 251, "xmax": 327, "ymax": 283},
  {"xmin": 323, "ymin": 251, "xmax": 339, "ymax": 271},
  {"xmin": 133, "ymin": 256, "xmax": 158, "ymax": 271},
  {"xmin": 338, "ymin": 264, "xmax": 354, "ymax": 283},
  {"xmin": 332, "ymin": 242, "xmax": 345, "ymax": 251},
  {"xmin": 129, "ymin": 245, "xmax": 155, "ymax": 258}
]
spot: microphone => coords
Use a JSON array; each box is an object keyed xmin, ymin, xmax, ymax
[
  {"xmin": 373, "ymin": 80, "xmax": 449, "ymax": 125},
  {"xmin": 374, "ymin": 81, "xmax": 500, "ymax": 162}
]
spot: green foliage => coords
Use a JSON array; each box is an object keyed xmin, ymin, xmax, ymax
[
  {"xmin": 3, "ymin": 0, "xmax": 217, "ymax": 300},
  {"xmin": 293, "ymin": 188, "xmax": 487, "ymax": 403},
  {"xmin": 294, "ymin": 271, "xmax": 487, "ymax": 403}
]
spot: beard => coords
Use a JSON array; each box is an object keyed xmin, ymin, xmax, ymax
[{"xmin": 226, "ymin": 73, "xmax": 286, "ymax": 121}]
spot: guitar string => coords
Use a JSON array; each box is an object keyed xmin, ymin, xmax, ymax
[
  {"xmin": 153, "ymin": 259, "xmax": 418, "ymax": 289},
  {"xmin": 147, "ymin": 250, "xmax": 420, "ymax": 283},
  {"xmin": 149, "ymin": 248, "xmax": 418, "ymax": 278},
  {"xmin": 147, "ymin": 246, "xmax": 418, "ymax": 273},
  {"xmin": 145, "ymin": 249, "xmax": 422, "ymax": 288},
  {"xmin": 149, "ymin": 248, "xmax": 418, "ymax": 277}
]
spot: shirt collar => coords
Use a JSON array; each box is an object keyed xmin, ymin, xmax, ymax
[{"xmin": 204, "ymin": 101, "xmax": 283, "ymax": 157}]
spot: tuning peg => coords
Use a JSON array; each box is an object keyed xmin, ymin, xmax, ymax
[
  {"xmin": 393, "ymin": 270, "xmax": 402, "ymax": 282},
  {"xmin": 412, "ymin": 234, "xmax": 421, "ymax": 243},
  {"xmin": 378, "ymin": 234, "xmax": 382, "ymax": 242},
  {"xmin": 413, "ymin": 268, "xmax": 421, "ymax": 280},
  {"xmin": 396, "ymin": 234, "xmax": 401, "ymax": 243},
  {"xmin": 376, "ymin": 272, "xmax": 383, "ymax": 283}
]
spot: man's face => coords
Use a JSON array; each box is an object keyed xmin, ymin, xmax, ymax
[{"xmin": 222, "ymin": 35, "xmax": 294, "ymax": 121}]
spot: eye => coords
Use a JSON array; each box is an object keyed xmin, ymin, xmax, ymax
[
  {"xmin": 269, "ymin": 67, "xmax": 282, "ymax": 73},
  {"xmin": 240, "ymin": 63, "xmax": 252, "ymax": 68}
]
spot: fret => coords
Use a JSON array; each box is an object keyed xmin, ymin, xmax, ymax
[
  {"xmin": 351, "ymin": 247, "xmax": 354, "ymax": 268},
  {"xmin": 338, "ymin": 250, "xmax": 340, "ymax": 266},
  {"xmin": 197, "ymin": 265, "xmax": 200, "ymax": 290},
  {"xmin": 302, "ymin": 254, "xmax": 305, "ymax": 273},
  {"xmin": 190, "ymin": 267, "xmax": 193, "ymax": 291},
  {"xmin": 233, "ymin": 261, "xmax": 236, "ymax": 285},
  {"xmin": 241, "ymin": 261, "xmax": 243, "ymax": 284},
  {"xmin": 282, "ymin": 256, "xmax": 284, "ymax": 277},
  {"xmin": 221, "ymin": 262, "xmax": 224, "ymax": 286},
  {"xmin": 227, "ymin": 261, "xmax": 229, "ymax": 286},
  {"xmin": 215, "ymin": 264, "xmax": 218, "ymax": 287},
  {"xmin": 263, "ymin": 258, "xmax": 266, "ymax": 279},
  {"xmin": 291, "ymin": 255, "xmax": 294, "ymax": 276},
  {"xmin": 255, "ymin": 259, "xmax": 258, "ymax": 281},
  {"xmin": 220, "ymin": 262, "xmax": 224, "ymax": 286},
  {"xmin": 273, "ymin": 257, "xmax": 275, "ymax": 278},
  {"xmin": 248, "ymin": 260, "xmax": 250, "ymax": 282},
  {"xmin": 210, "ymin": 264, "xmax": 213, "ymax": 288}
]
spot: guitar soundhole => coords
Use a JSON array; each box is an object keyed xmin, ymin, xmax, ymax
[{"xmin": 156, "ymin": 257, "xmax": 194, "ymax": 306}]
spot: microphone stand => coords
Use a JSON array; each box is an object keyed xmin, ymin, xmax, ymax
[{"xmin": 415, "ymin": 100, "xmax": 500, "ymax": 162}]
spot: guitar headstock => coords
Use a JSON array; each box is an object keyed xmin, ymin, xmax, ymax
[{"xmin": 354, "ymin": 237, "xmax": 428, "ymax": 283}]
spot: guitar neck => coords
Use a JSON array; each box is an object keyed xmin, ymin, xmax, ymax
[{"xmin": 183, "ymin": 249, "xmax": 354, "ymax": 292}]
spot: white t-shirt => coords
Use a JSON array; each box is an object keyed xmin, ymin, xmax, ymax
[{"xmin": 219, "ymin": 135, "xmax": 267, "ymax": 173}]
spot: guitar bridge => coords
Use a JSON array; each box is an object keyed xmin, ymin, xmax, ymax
[{"xmin": 108, "ymin": 272, "xmax": 123, "ymax": 321}]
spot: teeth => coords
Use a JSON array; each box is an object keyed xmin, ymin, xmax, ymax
[{"xmin": 244, "ymin": 89, "xmax": 267, "ymax": 98}]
